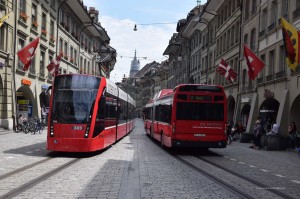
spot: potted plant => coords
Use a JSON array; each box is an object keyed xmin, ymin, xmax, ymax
[{"xmin": 19, "ymin": 12, "xmax": 28, "ymax": 22}]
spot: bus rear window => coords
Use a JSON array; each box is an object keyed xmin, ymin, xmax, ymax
[
  {"xmin": 214, "ymin": 96, "xmax": 225, "ymax": 101},
  {"xmin": 177, "ymin": 94, "xmax": 187, "ymax": 100},
  {"xmin": 190, "ymin": 95, "xmax": 212, "ymax": 101},
  {"xmin": 176, "ymin": 102, "xmax": 224, "ymax": 121}
]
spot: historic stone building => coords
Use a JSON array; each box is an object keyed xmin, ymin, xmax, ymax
[
  {"xmin": 163, "ymin": 0, "xmax": 300, "ymax": 142},
  {"xmin": 0, "ymin": 0, "xmax": 114, "ymax": 130}
]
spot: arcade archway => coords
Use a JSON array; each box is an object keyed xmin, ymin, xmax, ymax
[
  {"xmin": 16, "ymin": 86, "xmax": 34, "ymax": 118},
  {"xmin": 241, "ymin": 104, "xmax": 250, "ymax": 128},
  {"xmin": 259, "ymin": 98, "xmax": 280, "ymax": 126},
  {"xmin": 227, "ymin": 95, "xmax": 235, "ymax": 123},
  {"xmin": 290, "ymin": 94, "xmax": 300, "ymax": 128}
]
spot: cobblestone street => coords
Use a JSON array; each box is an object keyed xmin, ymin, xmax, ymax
[{"xmin": 0, "ymin": 119, "xmax": 299, "ymax": 199}]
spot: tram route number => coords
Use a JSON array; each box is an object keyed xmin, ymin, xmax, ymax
[{"xmin": 73, "ymin": 126, "xmax": 83, "ymax": 130}]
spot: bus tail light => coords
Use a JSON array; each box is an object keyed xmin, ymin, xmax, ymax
[
  {"xmin": 50, "ymin": 125, "xmax": 54, "ymax": 137},
  {"xmin": 172, "ymin": 122, "xmax": 175, "ymax": 133},
  {"xmin": 84, "ymin": 125, "xmax": 90, "ymax": 138}
]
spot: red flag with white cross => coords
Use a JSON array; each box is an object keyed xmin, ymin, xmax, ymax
[
  {"xmin": 47, "ymin": 52, "xmax": 63, "ymax": 76},
  {"xmin": 17, "ymin": 37, "xmax": 40, "ymax": 71},
  {"xmin": 216, "ymin": 59, "xmax": 238, "ymax": 83},
  {"xmin": 243, "ymin": 44, "xmax": 265, "ymax": 80}
]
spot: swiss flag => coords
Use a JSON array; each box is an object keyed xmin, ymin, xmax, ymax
[
  {"xmin": 47, "ymin": 52, "xmax": 63, "ymax": 76},
  {"xmin": 216, "ymin": 59, "xmax": 238, "ymax": 83},
  {"xmin": 243, "ymin": 44, "xmax": 265, "ymax": 80},
  {"xmin": 17, "ymin": 37, "xmax": 40, "ymax": 71}
]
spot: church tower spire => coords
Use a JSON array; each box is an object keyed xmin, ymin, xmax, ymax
[{"xmin": 129, "ymin": 49, "xmax": 140, "ymax": 77}]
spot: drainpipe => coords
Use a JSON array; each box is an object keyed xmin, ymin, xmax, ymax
[{"xmin": 11, "ymin": 0, "xmax": 18, "ymax": 131}]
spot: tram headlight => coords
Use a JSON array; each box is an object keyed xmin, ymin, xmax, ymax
[{"xmin": 84, "ymin": 125, "xmax": 90, "ymax": 138}]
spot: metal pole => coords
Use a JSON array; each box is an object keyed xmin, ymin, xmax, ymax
[{"xmin": 12, "ymin": 0, "xmax": 18, "ymax": 131}]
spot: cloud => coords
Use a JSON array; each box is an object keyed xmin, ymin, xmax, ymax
[{"xmin": 100, "ymin": 16, "xmax": 174, "ymax": 83}]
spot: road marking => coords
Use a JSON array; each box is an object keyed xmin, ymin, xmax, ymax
[
  {"xmin": 238, "ymin": 161, "xmax": 246, "ymax": 164},
  {"xmin": 274, "ymin": 174, "xmax": 285, "ymax": 178},
  {"xmin": 260, "ymin": 169, "xmax": 269, "ymax": 172},
  {"xmin": 248, "ymin": 165, "xmax": 256, "ymax": 168},
  {"xmin": 229, "ymin": 158, "xmax": 236, "ymax": 161},
  {"xmin": 291, "ymin": 180, "xmax": 300, "ymax": 184}
]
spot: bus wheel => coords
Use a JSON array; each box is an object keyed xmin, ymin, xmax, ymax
[{"xmin": 161, "ymin": 133, "xmax": 164, "ymax": 148}]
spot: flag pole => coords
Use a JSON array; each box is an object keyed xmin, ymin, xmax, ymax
[
  {"xmin": 233, "ymin": 0, "xmax": 243, "ymax": 126},
  {"xmin": 12, "ymin": 0, "xmax": 18, "ymax": 131}
]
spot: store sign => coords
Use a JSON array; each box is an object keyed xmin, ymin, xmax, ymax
[
  {"xmin": 21, "ymin": 78, "xmax": 31, "ymax": 86},
  {"xmin": 18, "ymin": 100, "xmax": 29, "ymax": 105},
  {"xmin": 16, "ymin": 91, "xmax": 24, "ymax": 97},
  {"xmin": 241, "ymin": 97, "xmax": 250, "ymax": 103}
]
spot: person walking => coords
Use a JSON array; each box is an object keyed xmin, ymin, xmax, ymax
[
  {"xmin": 41, "ymin": 106, "xmax": 47, "ymax": 124},
  {"xmin": 288, "ymin": 122, "xmax": 297, "ymax": 150},
  {"xmin": 250, "ymin": 120, "xmax": 263, "ymax": 149}
]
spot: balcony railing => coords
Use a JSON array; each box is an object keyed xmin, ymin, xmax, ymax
[
  {"xmin": 29, "ymin": 68, "xmax": 36, "ymax": 75},
  {"xmin": 39, "ymin": 69, "xmax": 45, "ymax": 78},
  {"xmin": 268, "ymin": 22, "xmax": 275, "ymax": 32},
  {"xmin": 266, "ymin": 74, "xmax": 273, "ymax": 81},
  {"xmin": 17, "ymin": 62, "xmax": 23, "ymax": 70},
  {"xmin": 259, "ymin": 29, "xmax": 265, "ymax": 37},
  {"xmin": 257, "ymin": 77, "xmax": 263, "ymax": 84},
  {"xmin": 275, "ymin": 71, "xmax": 286, "ymax": 79},
  {"xmin": 293, "ymin": 7, "xmax": 300, "ymax": 19}
]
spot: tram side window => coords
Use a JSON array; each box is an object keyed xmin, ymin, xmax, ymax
[
  {"xmin": 119, "ymin": 99, "xmax": 127, "ymax": 124},
  {"xmin": 105, "ymin": 93, "xmax": 117, "ymax": 127}
]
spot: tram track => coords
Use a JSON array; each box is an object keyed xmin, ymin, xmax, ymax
[
  {"xmin": 170, "ymin": 151, "xmax": 296, "ymax": 199},
  {"xmin": 194, "ymin": 155, "xmax": 296, "ymax": 199},
  {"xmin": 146, "ymin": 132, "xmax": 297, "ymax": 199},
  {"xmin": 171, "ymin": 153, "xmax": 256, "ymax": 199},
  {"xmin": 0, "ymin": 157, "xmax": 53, "ymax": 181},
  {"xmin": 0, "ymin": 157, "xmax": 81, "ymax": 199}
]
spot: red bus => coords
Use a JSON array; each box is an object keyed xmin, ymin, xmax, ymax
[
  {"xmin": 47, "ymin": 74, "xmax": 136, "ymax": 152},
  {"xmin": 144, "ymin": 84, "xmax": 227, "ymax": 148}
]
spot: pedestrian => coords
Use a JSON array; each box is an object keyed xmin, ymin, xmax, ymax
[
  {"xmin": 287, "ymin": 121, "xmax": 297, "ymax": 150},
  {"xmin": 41, "ymin": 106, "xmax": 47, "ymax": 124},
  {"xmin": 230, "ymin": 121, "xmax": 243, "ymax": 142},
  {"xmin": 267, "ymin": 121, "xmax": 279, "ymax": 135},
  {"xmin": 226, "ymin": 121, "xmax": 233, "ymax": 144},
  {"xmin": 250, "ymin": 119, "xmax": 262, "ymax": 149},
  {"xmin": 18, "ymin": 114, "xmax": 27, "ymax": 125}
]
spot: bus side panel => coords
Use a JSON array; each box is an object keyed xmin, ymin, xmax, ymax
[
  {"xmin": 144, "ymin": 119, "xmax": 151, "ymax": 135},
  {"xmin": 159, "ymin": 122, "xmax": 172, "ymax": 147}
]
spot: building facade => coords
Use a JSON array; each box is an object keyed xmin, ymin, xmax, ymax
[
  {"xmin": 0, "ymin": 0, "xmax": 114, "ymax": 130},
  {"xmin": 163, "ymin": 0, "xmax": 300, "ymax": 140}
]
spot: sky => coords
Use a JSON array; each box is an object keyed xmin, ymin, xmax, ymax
[{"xmin": 83, "ymin": 0, "xmax": 207, "ymax": 83}]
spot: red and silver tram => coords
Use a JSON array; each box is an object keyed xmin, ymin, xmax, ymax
[{"xmin": 47, "ymin": 74, "xmax": 135, "ymax": 152}]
